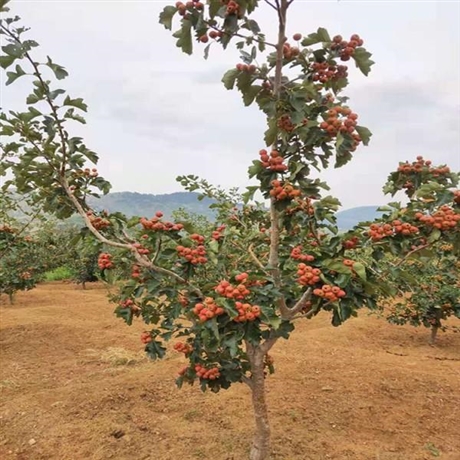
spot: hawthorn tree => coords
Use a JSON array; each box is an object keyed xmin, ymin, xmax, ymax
[
  {"xmin": 374, "ymin": 162, "xmax": 460, "ymax": 344},
  {"xmin": 1, "ymin": 1, "xmax": 459, "ymax": 459},
  {"xmin": 0, "ymin": 223, "xmax": 47, "ymax": 303}
]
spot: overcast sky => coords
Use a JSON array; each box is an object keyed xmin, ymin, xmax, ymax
[{"xmin": 1, "ymin": 0, "xmax": 459, "ymax": 210}]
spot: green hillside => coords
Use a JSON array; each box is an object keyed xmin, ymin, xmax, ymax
[
  {"xmin": 5, "ymin": 189, "xmax": 382, "ymax": 231},
  {"xmin": 87, "ymin": 191, "xmax": 216, "ymax": 220}
]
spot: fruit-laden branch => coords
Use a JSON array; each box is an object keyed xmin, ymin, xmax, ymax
[{"xmin": 2, "ymin": 24, "xmax": 204, "ymax": 297}]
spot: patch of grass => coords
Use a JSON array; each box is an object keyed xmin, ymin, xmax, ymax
[
  {"xmin": 44, "ymin": 266, "xmax": 74, "ymax": 281},
  {"xmin": 183, "ymin": 409, "xmax": 200, "ymax": 421},
  {"xmin": 83, "ymin": 347, "xmax": 146, "ymax": 367},
  {"xmin": 424, "ymin": 443, "xmax": 441, "ymax": 457}
]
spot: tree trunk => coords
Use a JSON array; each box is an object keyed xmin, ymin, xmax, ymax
[
  {"xmin": 430, "ymin": 324, "xmax": 439, "ymax": 345},
  {"xmin": 249, "ymin": 349, "xmax": 271, "ymax": 460},
  {"xmin": 8, "ymin": 292, "xmax": 14, "ymax": 305}
]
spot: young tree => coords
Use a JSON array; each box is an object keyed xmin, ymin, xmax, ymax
[
  {"xmin": 1, "ymin": 1, "xmax": 459, "ymax": 459},
  {"xmin": 0, "ymin": 224, "xmax": 47, "ymax": 303}
]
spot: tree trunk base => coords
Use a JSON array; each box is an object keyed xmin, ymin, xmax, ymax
[
  {"xmin": 250, "ymin": 444, "xmax": 271, "ymax": 460},
  {"xmin": 429, "ymin": 325, "xmax": 438, "ymax": 345}
]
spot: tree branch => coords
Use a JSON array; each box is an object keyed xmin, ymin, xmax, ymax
[
  {"xmin": 263, "ymin": 0, "xmax": 278, "ymax": 10},
  {"xmin": 248, "ymin": 243, "xmax": 269, "ymax": 274},
  {"xmin": 393, "ymin": 243, "xmax": 431, "ymax": 269},
  {"xmin": 267, "ymin": 0, "xmax": 289, "ymax": 303}
]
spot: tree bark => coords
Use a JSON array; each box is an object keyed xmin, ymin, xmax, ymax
[
  {"xmin": 430, "ymin": 324, "xmax": 439, "ymax": 345},
  {"xmin": 8, "ymin": 292, "xmax": 14, "ymax": 305},
  {"xmin": 248, "ymin": 348, "xmax": 271, "ymax": 460}
]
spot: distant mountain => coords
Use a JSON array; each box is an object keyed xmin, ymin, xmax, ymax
[
  {"xmin": 335, "ymin": 206, "xmax": 383, "ymax": 230},
  {"xmin": 87, "ymin": 191, "xmax": 216, "ymax": 220},
  {"xmin": 89, "ymin": 192, "xmax": 382, "ymax": 230},
  {"xmin": 5, "ymin": 189, "xmax": 383, "ymax": 231}
]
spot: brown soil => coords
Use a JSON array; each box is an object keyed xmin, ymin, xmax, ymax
[{"xmin": 1, "ymin": 282, "xmax": 459, "ymax": 460}]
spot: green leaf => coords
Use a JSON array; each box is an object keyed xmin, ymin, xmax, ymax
[
  {"xmin": 264, "ymin": 119, "xmax": 278, "ymax": 146},
  {"xmin": 2, "ymin": 43, "xmax": 23, "ymax": 58},
  {"xmin": 301, "ymin": 27, "xmax": 330, "ymax": 46},
  {"xmin": 242, "ymin": 85, "xmax": 261, "ymax": 106},
  {"xmin": 352, "ymin": 48, "xmax": 375, "ymax": 76},
  {"xmin": 159, "ymin": 5, "xmax": 177, "ymax": 30},
  {"xmin": 317, "ymin": 27, "xmax": 331, "ymax": 42},
  {"xmin": 173, "ymin": 19, "xmax": 193, "ymax": 55},
  {"xmin": 46, "ymin": 56, "xmax": 68, "ymax": 80},
  {"xmin": 248, "ymin": 160, "xmax": 263, "ymax": 178},
  {"xmin": 355, "ymin": 126, "xmax": 372, "ymax": 146},
  {"xmin": 427, "ymin": 228, "xmax": 441, "ymax": 243},
  {"xmin": 0, "ymin": 0, "xmax": 11, "ymax": 12},
  {"xmin": 222, "ymin": 68, "xmax": 239, "ymax": 90},
  {"xmin": 209, "ymin": 0, "xmax": 222, "ymax": 18},
  {"xmin": 63, "ymin": 96, "xmax": 88, "ymax": 112},
  {"xmin": 64, "ymin": 108, "xmax": 86, "ymax": 124},
  {"xmin": 26, "ymin": 93, "xmax": 40, "ymax": 105},
  {"xmin": 352, "ymin": 262, "xmax": 367, "ymax": 281},
  {"xmin": 0, "ymin": 54, "xmax": 15, "ymax": 69},
  {"xmin": 5, "ymin": 64, "xmax": 26, "ymax": 86},
  {"xmin": 208, "ymin": 317, "xmax": 220, "ymax": 340}
]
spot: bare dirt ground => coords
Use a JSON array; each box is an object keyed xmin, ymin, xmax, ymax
[{"xmin": 1, "ymin": 282, "xmax": 459, "ymax": 460}]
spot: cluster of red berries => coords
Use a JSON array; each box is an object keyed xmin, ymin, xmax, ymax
[
  {"xmin": 343, "ymin": 236, "xmax": 359, "ymax": 249},
  {"xmin": 140, "ymin": 331, "xmax": 152, "ymax": 344},
  {"xmin": 193, "ymin": 298, "xmax": 225, "ymax": 322},
  {"xmin": 176, "ymin": 245, "xmax": 207, "ymax": 265},
  {"xmin": 311, "ymin": 61, "xmax": 348, "ymax": 83},
  {"xmin": 234, "ymin": 302, "xmax": 261, "ymax": 322},
  {"xmin": 277, "ymin": 114, "xmax": 297, "ymax": 133},
  {"xmin": 269, "ymin": 180, "xmax": 301, "ymax": 201},
  {"xmin": 131, "ymin": 242, "xmax": 150, "ymax": 255},
  {"xmin": 290, "ymin": 246, "xmax": 315, "ymax": 262},
  {"xmin": 211, "ymin": 225, "xmax": 226, "ymax": 241},
  {"xmin": 261, "ymin": 80, "xmax": 272, "ymax": 91},
  {"xmin": 330, "ymin": 34, "xmax": 364, "ymax": 61},
  {"xmin": 120, "ymin": 298, "xmax": 134, "ymax": 308},
  {"xmin": 259, "ymin": 149, "xmax": 288, "ymax": 172},
  {"xmin": 175, "ymin": 0, "xmax": 203, "ymax": 17},
  {"xmin": 296, "ymin": 263, "xmax": 322, "ymax": 286},
  {"xmin": 131, "ymin": 264, "xmax": 141, "ymax": 279},
  {"xmin": 286, "ymin": 197, "xmax": 315, "ymax": 216},
  {"xmin": 236, "ymin": 63, "xmax": 257, "ymax": 73},
  {"xmin": 0, "ymin": 224, "xmax": 15, "ymax": 233},
  {"xmin": 178, "ymin": 293, "xmax": 189, "ymax": 307},
  {"xmin": 416, "ymin": 206, "xmax": 460, "ymax": 231},
  {"xmin": 319, "ymin": 106, "xmax": 360, "ymax": 144},
  {"xmin": 208, "ymin": 29, "xmax": 223, "ymax": 40},
  {"xmin": 282, "ymin": 42, "xmax": 300, "ymax": 60},
  {"xmin": 397, "ymin": 157, "xmax": 451, "ymax": 178},
  {"xmin": 221, "ymin": 0, "xmax": 240, "ymax": 16},
  {"xmin": 98, "ymin": 253, "xmax": 114, "ymax": 269},
  {"xmin": 368, "ymin": 221, "xmax": 419, "ymax": 241},
  {"xmin": 140, "ymin": 212, "xmax": 184, "ymax": 232},
  {"xmin": 176, "ymin": 234, "xmax": 207, "ymax": 264},
  {"xmin": 313, "ymin": 284, "xmax": 346, "ymax": 302},
  {"xmin": 86, "ymin": 210, "xmax": 110, "ymax": 230},
  {"xmin": 215, "ymin": 279, "xmax": 250, "ymax": 299},
  {"xmin": 75, "ymin": 167, "xmax": 98, "ymax": 178},
  {"xmin": 454, "ymin": 190, "xmax": 460, "ymax": 205},
  {"xmin": 194, "ymin": 364, "xmax": 220, "ymax": 380},
  {"xmin": 173, "ymin": 342, "xmax": 193, "ymax": 354}
]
